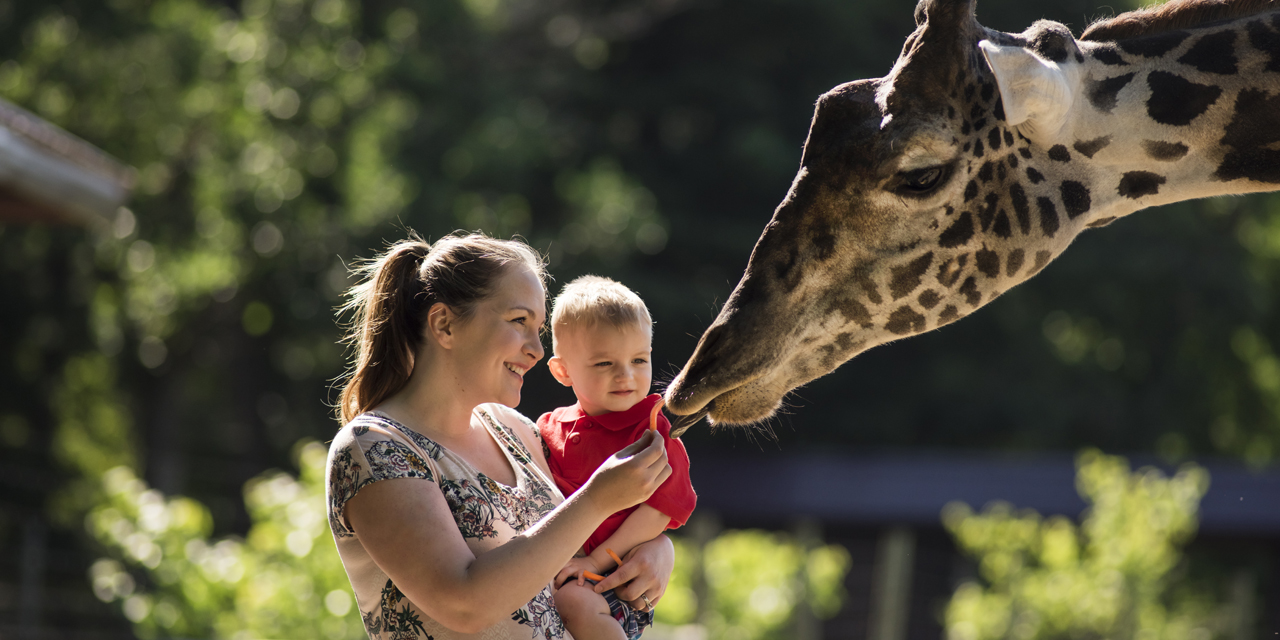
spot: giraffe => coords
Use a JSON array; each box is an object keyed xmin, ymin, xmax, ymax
[{"xmin": 663, "ymin": 0, "xmax": 1280, "ymax": 434}]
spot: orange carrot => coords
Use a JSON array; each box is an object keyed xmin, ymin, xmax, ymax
[
  {"xmin": 583, "ymin": 571, "xmax": 605, "ymax": 582},
  {"xmin": 648, "ymin": 398, "xmax": 665, "ymax": 431},
  {"xmin": 606, "ymin": 548, "xmax": 625, "ymax": 567}
]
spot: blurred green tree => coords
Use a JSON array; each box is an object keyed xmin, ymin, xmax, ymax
[
  {"xmin": 86, "ymin": 437, "xmax": 849, "ymax": 639},
  {"xmin": 87, "ymin": 441, "xmax": 363, "ymax": 638},
  {"xmin": 942, "ymin": 450, "xmax": 1234, "ymax": 640},
  {"xmin": 654, "ymin": 529, "xmax": 850, "ymax": 640}
]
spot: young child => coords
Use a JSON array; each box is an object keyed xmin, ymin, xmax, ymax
[{"xmin": 538, "ymin": 275, "xmax": 697, "ymax": 640}]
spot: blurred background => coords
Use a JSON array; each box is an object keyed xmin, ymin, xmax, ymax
[{"xmin": 3, "ymin": 0, "xmax": 1280, "ymax": 637}]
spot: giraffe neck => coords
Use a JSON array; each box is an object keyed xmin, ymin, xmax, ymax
[{"xmin": 1055, "ymin": 15, "xmax": 1280, "ymax": 225}]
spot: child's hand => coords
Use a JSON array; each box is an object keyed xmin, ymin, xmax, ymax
[{"xmin": 555, "ymin": 556, "xmax": 605, "ymax": 588}]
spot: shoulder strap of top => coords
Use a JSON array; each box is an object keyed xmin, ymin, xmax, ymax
[{"xmin": 474, "ymin": 405, "xmax": 560, "ymax": 492}]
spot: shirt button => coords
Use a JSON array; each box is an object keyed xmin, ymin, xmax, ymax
[{"xmin": 570, "ymin": 434, "xmax": 581, "ymax": 444}]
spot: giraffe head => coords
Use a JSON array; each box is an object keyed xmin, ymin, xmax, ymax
[{"xmin": 662, "ymin": 0, "xmax": 1252, "ymax": 431}]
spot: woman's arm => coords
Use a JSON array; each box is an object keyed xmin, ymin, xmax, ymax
[{"xmin": 346, "ymin": 429, "xmax": 671, "ymax": 633}]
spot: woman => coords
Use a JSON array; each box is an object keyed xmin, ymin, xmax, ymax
[{"xmin": 325, "ymin": 232, "xmax": 675, "ymax": 639}]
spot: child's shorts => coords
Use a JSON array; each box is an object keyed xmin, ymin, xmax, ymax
[{"xmin": 589, "ymin": 578, "xmax": 654, "ymax": 640}]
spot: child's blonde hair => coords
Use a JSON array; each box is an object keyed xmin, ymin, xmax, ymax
[{"xmin": 551, "ymin": 275, "xmax": 652, "ymax": 354}]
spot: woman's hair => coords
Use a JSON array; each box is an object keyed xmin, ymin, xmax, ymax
[{"xmin": 336, "ymin": 232, "xmax": 548, "ymax": 424}]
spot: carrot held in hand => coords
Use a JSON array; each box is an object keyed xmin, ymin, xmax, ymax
[
  {"xmin": 648, "ymin": 397, "xmax": 665, "ymax": 431},
  {"xmin": 606, "ymin": 548, "xmax": 625, "ymax": 567},
  {"xmin": 583, "ymin": 571, "xmax": 605, "ymax": 582}
]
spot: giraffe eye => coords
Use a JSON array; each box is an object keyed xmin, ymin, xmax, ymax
[{"xmin": 896, "ymin": 165, "xmax": 948, "ymax": 195}]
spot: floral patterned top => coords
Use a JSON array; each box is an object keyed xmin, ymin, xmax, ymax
[{"xmin": 326, "ymin": 404, "xmax": 569, "ymax": 640}]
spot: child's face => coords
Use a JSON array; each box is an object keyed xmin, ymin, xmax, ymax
[{"xmin": 548, "ymin": 322, "xmax": 652, "ymax": 416}]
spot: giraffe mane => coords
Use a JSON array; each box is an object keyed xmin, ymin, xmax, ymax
[{"xmin": 1080, "ymin": 0, "xmax": 1278, "ymax": 42}]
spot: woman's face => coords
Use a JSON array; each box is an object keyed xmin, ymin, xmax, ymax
[{"xmin": 448, "ymin": 265, "xmax": 546, "ymax": 409}]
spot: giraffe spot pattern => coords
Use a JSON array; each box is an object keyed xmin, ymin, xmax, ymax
[
  {"xmin": 1006, "ymin": 248, "xmax": 1025, "ymax": 276},
  {"xmin": 1178, "ymin": 30, "xmax": 1238, "ymax": 74},
  {"xmin": 992, "ymin": 210, "xmax": 1013, "ymax": 238},
  {"xmin": 1246, "ymin": 18, "xmax": 1280, "ymax": 73},
  {"xmin": 1037, "ymin": 197, "xmax": 1060, "ymax": 236},
  {"xmin": 812, "ymin": 230, "xmax": 837, "ymax": 260},
  {"xmin": 974, "ymin": 139, "xmax": 985, "ymax": 158},
  {"xmin": 1027, "ymin": 167, "xmax": 1046, "ymax": 184},
  {"xmin": 938, "ymin": 305, "xmax": 960, "ymax": 325},
  {"xmin": 918, "ymin": 289, "xmax": 941, "ymax": 309},
  {"xmin": 1048, "ymin": 145, "xmax": 1072, "ymax": 162},
  {"xmin": 975, "ymin": 247, "xmax": 1000, "ymax": 278},
  {"xmin": 1073, "ymin": 136, "xmax": 1112, "ymax": 159},
  {"xmin": 1146, "ymin": 71, "xmax": 1222, "ymax": 126},
  {"xmin": 1143, "ymin": 140, "xmax": 1189, "ymax": 161},
  {"xmin": 1007, "ymin": 152, "xmax": 1019, "ymax": 168},
  {"xmin": 1030, "ymin": 250, "xmax": 1053, "ymax": 275},
  {"xmin": 834, "ymin": 297, "xmax": 873, "ymax": 328},
  {"xmin": 885, "ymin": 306, "xmax": 927, "ymax": 335},
  {"xmin": 856, "ymin": 272, "xmax": 883, "ymax": 305},
  {"xmin": 1029, "ymin": 25, "xmax": 1073, "ymax": 63},
  {"xmin": 937, "ymin": 254, "xmax": 968, "ymax": 287},
  {"xmin": 958, "ymin": 276, "xmax": 982, "ymax": 306},
  {"xmin": 835, "ymin": 332, "xmax": 858, "ymax": 351},
  {"xmin": 939, "ymin": 211, "xmax": 975, "ymax": 248},
  {"xmin": 1086, "ymin": 73, "xmax": 1136, "ymax": 113},
  {"xmin": 988, "ymin": 128, "xmax": 1003, "ymax": 152},
  {"xmin": 1019, "ymin": 147, "xmax": 1033, "ymax": 159},
  {"xmin": 1060, "ymin": 181, "xmax": 1091, "ymax": 218},
  {"xmin": 1087, "ymin": 216, "xmax": 1118, "ymax": 228},
  {"xmin": 979, "ymin": 193, "xmax": 1000, "ymax": 231},
  {"xmin": 997, "ymin": 161, "xmax": 1007, "ymax": 182},
  {"xmin": 1118, "ymin": 30, "xmax": 1189, "ymax": 57},
  {"xmin": 965, "ymin": 180, "xmax": 979, "ymax": 202},
  {"xmin": 889, "ymin": 252, "xmax": 935, "ymax": 300},
  {"xmin": 1214, "ymin": 88, "xmax": 1280, "ymax": 183},
  {"xmin": 1010, "ymin": 182, "xmax": 1032, "ymax": 234},
  {"xmin": 978, "ymin": 162, "xmax": 994, "ymax": 183},
  {"xmin": 1092, "ymin": 46, "xmax": 1128, "ymax": 66},
  {"xmin": 1118, "ymin": 171, "xmax": 1167, "ymax": 198}
]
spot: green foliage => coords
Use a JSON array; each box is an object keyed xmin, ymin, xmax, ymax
[
  {"xmin": 86, "ymin": 440, "xmax": 363, "ymax": 639},
  {"xmin": 655, "ymin": 529, "xmax": 851, "ymax": 640},
  {"xmin": 84, "ymin": 436, "xmax": 848, "ymax": 639},
  {"xmin": 942, "ymin": 450, "xmax": 1230, "ymax": 640}
]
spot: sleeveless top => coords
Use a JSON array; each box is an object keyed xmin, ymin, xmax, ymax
[{"xmin": 325, "ymin": 404, "xmax": 570, "ymax": 640}]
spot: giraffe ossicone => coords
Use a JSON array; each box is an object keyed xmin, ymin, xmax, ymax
[{"xmin": 665, "ymin": 0, "xmax": 1280, "ymax": 433}]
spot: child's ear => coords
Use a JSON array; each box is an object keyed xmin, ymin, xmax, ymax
[{"xmin": 547, "ymin": 357, "xmax": 573, "ymax": 387}]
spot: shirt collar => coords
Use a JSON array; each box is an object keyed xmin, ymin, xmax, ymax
[{"xmin": 558, "ymin": 394, "xmax": 663, "ymax": 431}]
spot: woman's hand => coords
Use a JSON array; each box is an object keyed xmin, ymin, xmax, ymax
[
  {"xmin": 593, "ymin": 534, "xmax": 674, "ymax": 612},
  {"xmin": 581, "ymin": 429, "xmax": 672, "ymax": 515}
]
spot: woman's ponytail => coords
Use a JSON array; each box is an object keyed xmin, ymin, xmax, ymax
[{"xmin": 336, "ymin": 232, "xmax": 547, "ymax": 425}]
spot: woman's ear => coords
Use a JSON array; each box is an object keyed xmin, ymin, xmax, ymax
[
  {"xmin": 426, "ymin": 302, "xmax": 455, "ymax": 348},
  {"xmin": 547, "ymin": 357, "xmax": 573, "ymax": 387}
]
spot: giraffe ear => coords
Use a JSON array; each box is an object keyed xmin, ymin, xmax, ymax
[{"xmin": 979, "ymin": 40, "xmax": 1078, "ymax": 142}]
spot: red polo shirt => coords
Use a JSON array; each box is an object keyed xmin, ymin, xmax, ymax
[{"xmin": 538, "ymin": 394, "xmax": 697, "ymax": 555}]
